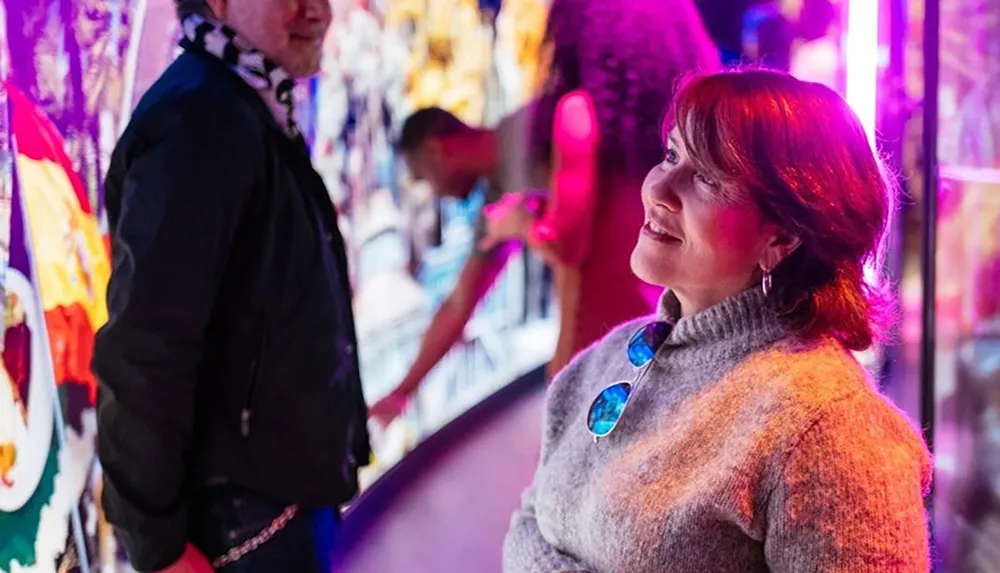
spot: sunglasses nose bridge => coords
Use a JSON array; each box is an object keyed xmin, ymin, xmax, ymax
[{"xmin": 626, "ymin": 321, "xmax": 671, "ymax": 368}]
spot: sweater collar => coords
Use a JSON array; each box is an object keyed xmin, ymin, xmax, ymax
[{"xmin": 656, "ymin": 287, "xmax": 787, "ymax": 357}]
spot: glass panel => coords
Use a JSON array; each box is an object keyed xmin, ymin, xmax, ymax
[{"xmin": 933, "ymin": 0, "xmax": 1000, "ymax": 567}]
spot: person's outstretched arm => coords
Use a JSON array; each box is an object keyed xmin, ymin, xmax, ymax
[{"xmin": 369, "ymin": 241, "xmax": 516, "ymax": 424}]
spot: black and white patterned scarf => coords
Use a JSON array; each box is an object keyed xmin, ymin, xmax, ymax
[{"xmin": 180, "ymin": 13, "xmax": 299, "ymax": 137}]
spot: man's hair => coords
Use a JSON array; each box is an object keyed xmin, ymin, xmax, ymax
[
  {"xmin": 175, "ymin": 0, "xmax": 213, "ymax": 18},
  {"xmin": 397, "ymin": 108, "xmax": 470, "ymax": 152}
]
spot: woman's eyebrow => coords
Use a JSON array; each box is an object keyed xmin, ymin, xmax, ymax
[{"xmin": 667, "ymin": 132, "xmax": 681, "ymax": 150}]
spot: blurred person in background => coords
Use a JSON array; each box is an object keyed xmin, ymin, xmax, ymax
[
  {"xmin": 695, "ymin": 0, "xmax": 757, "ymax": 64},
  {"xmin": 368, "ymin": 103, "xmax": 545, "ymax": 425},
  {"xmin": 479, "ymin": 0, "xmax": 720, "ymax": 378},
  {"xmin": 503, "ymin": 69, "xmax": 931, "ymax": 573},
  {"xmin": 786, "ymin": 0, "xmax": 839, "ymax": 86},
  {"xmin": 94, "ymin": 0, "xmax": 370, "ymax": 571},
  {"xmin": 740, "ymin": 1, "xmax": 794, "ymax": 70},
  {"xmin": 695, "ymin": 0, "xmax": 836, "ymax": 73}
]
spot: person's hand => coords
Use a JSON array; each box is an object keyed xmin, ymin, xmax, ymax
[
  {"xmin": 368, "ymin": 389, "xmax": 409, "ymax": 428},
  {"xmin": 478, "ymin": 192, "xmax": 529, "ymax": 252},
  {"xmin": 155, "ymin": 543, "xmax": 214, "ymax": 573}
]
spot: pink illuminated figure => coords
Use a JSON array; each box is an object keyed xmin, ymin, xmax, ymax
[{"xmin": 479, "ymin": 0, "xmax": 720, "ymax": 377}]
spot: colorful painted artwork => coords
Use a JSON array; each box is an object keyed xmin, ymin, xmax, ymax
[{"xmin": 0, "ymin": 81, "xmax": 110, "ymax": 573}]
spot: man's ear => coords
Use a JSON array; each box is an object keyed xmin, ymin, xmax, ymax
[
  {"xmin": 759, "ymin": 232, "xmax": 802, "ymax": 272},
  {"xmin": 421, "ymin": 138, "xmax": 444, "ymax": 163}
]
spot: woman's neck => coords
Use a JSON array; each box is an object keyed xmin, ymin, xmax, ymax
[{"xmin": 671, "ymin": 280, "xmax": 757, "ymax": 318}]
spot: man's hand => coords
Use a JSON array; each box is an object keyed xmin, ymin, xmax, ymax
[
  {"xmin": 478, "ymin": 192, "xmax": 529, "ymax": 252},
  {"xmin": 155, "ymin": 543, "xmax": 214, "ymax": 573},
  {"xmin": 368, "ymin": 389, "xmax": 409, "ymax": 428}
]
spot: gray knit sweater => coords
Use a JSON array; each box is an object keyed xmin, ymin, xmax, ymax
[{"xmin": 503, "ymin": 288, "xmax": 932, "ymax": 572}]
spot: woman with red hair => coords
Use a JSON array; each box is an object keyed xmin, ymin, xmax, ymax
[{"xmin": 503, "ymin": 69, "xmax": 932, "ymax": 572}]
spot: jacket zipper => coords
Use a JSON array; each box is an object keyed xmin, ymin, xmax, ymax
[{"xmin": 240, "ymin": 333, "xmax": 266, "ymax": 437}]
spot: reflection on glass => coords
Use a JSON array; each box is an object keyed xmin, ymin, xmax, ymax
[{"xmin": 933, "ymin": 0, "xmax": 1000, "ymax": 567}]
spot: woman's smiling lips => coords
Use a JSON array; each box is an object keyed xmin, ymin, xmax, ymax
[{"xmin": 641, "ymin": 218, "xmax": 682, "ymax": 243}]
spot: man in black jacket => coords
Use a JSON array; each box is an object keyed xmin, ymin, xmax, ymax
[{"xmin": 93, "ymin": 0, "xmax": 370, "ymax": 571}]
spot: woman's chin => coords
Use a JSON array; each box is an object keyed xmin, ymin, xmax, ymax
[{"xmin": 630, "ymin": 242, "xmax": 673, "ymax": 288}]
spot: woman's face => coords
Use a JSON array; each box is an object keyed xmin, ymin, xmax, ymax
[{"xmin": 630, "ymin": 128, "xmax": 778, "ymax": 314}]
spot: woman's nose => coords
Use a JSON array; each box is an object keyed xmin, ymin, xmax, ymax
[{"xmin": 646, "ymin": 169, "xmax": 683, "ymax": 213}]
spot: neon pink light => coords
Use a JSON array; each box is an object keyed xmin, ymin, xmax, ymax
[
  {"xmin": 844, "ymin": 0, "xmax": 878, "ymax": 146},
  {"xmin": 844, "ymin": 2, "xmax": 881, "ymax": 290}
]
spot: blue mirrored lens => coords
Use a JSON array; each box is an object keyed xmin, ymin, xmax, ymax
[
  {"xmin": 626, "ymin": 321, "xmax": 671, "ymax": 367},
  {"xmin": 587, "ymin": 381, "xmax": 632, "ymax": 437}
]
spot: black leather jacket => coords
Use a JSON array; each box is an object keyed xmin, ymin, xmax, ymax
[{"xmin": 93, "ymin": 50, "xmax": 370, "ymax": 572}]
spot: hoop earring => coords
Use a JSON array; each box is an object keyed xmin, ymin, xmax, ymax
[{"xmin": 761, "ymin": 270, "xmax": 772, "ymax": 297}]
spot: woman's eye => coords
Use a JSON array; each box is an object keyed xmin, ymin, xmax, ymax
[
  {"xmin": 660, "ymin": 149, "xmax": 679, "ymax": 169},
  {"xmin": 695, "ymin": 172, "xmax": 718, "ymax": 187}
]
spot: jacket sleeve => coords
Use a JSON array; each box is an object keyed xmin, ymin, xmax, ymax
[
  {"xmin": 764, "ymin": 391, "xmax": 933, "ymax": 572},
  {"xmin": 93, "ymin": 97, "xmax": 261, "ymax": 572}
]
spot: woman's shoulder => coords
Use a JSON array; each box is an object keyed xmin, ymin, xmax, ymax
[
  {"xmin": 740, "ymin": 337, "xmax": 873, "ymax": 410},
  {"xmin": 758, "ymin": 346, "xmax": 932, "ymax": 567},
  {"xmin": 744, "ymin": 337, "xmax": 929, "ymax": 469},
  {"xmin": 763, "ymin": 342, "xmax": 932, "ymax": 509}
]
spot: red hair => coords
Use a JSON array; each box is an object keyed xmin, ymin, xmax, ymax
[{"xmin": 668, "ymin": 69, "xmax": 897, "ymax": 351}]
